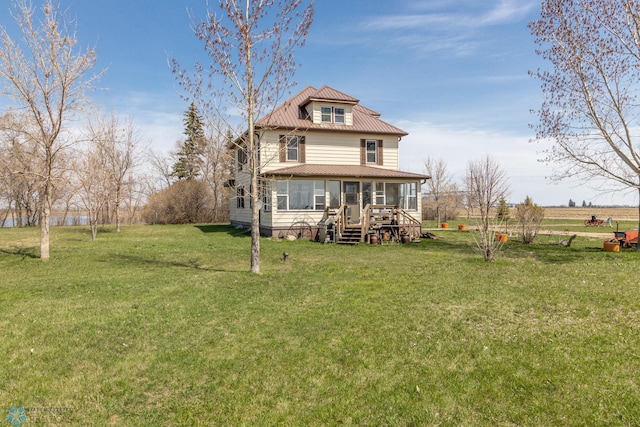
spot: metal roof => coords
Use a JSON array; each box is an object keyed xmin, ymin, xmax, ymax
[
  {"xmin": 256, "ymin": 85, "xmax": 408, "ymax": 136},
  {"xmin": 264, "ymin": 164, "xmax": 430, "ymax": 180}
]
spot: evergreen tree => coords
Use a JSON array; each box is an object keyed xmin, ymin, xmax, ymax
[
  {"xmin": 172, "ymin": 102, "xmax": 206, "ymax": 180},
  {"xmin": 568, "ymin": 199, "xmax": 575, "ymax": 207},
  {"xmin": 496, "ymin": 197, "xmax": 510, "ymax": 221}
]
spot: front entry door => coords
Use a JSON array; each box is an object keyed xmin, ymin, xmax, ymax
[{"xmin": 343, "ymin": 181, "xmax": 360, "ymax": 224}]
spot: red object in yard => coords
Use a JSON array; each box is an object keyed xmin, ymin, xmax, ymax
[{"xmin": 612, "ymin": 229, "xmax": 639, "ymax": 248}]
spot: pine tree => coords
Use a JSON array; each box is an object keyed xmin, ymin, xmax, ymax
[
  {"xmin": 496, "ymin": 197, "xmax": 510, "ymax": 221},
  {"xmin": 172, "ymin": 102, "xmax": 205, "ymax": 180}
]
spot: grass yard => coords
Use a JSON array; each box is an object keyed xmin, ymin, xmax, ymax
[{"xmin": 1, "ymin": 224, "xmax": 639, "ymax": 426}]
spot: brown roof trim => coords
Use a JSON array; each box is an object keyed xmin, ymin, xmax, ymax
[
  {"xmin": 301, "ymin": 85, "xmax": 359, "ymax": 106},
  {"xmin": 264, "ymin": 164, "xmax": 430, "ymax": 180}
]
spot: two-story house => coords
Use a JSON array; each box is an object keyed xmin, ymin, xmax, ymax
[{"xmin": 230, "ymin": 85, "xmax": 429, "ymax": 243}]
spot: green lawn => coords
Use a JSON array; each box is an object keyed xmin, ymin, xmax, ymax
[{"xmin": 1, "ymin": 224, "xmax": 639, "ymax": 426}]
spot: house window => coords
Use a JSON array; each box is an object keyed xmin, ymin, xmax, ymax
[
  {"xmin": 329, "ymin": 180, "xmax": 340, "ymax": 206},
  {"xmin": 237, "ymin": 146, "xmax": 247, "ymax": 170},
  {"xmin": 407, "ymin": 182, "xmax": 417, "ymax": 210},
  {"xmin": 236, "ymin": 187, "xmax": 245, "ymax": 209},
  {"xmin": 362, "ymin": 182, "xmax": 372, "ymax": 206},
  {"xmin": 286, "ymin": 136, "xmax": 299, "ymax": 161},
  {"xmin": 321, "ymin": 106, "xmax": 345, "ymax": 124},
  {"xmin": 385, "ymin": 183, "xmax": 400, "ymax": 206},
  {"xmin": 276, "ymin": 180, "xmax": 325, "ymax": 211},
  {"xmin": 261, "ymin": 181, "xmax": 271, "ymax": 212},
  {"xmin": 321, "ymin": 107, "xmax": 332, "ymax": 123},
  {"xmin": 375, "ymin": 182, "xmax": 385, "ymax": 205},
  {"xmin": 366, "ymin": 140, "xmax": 377, "ymax": 164},
  {"xmin": 371, "ymin": 182, "xmax": 417, "ymax": 210}
]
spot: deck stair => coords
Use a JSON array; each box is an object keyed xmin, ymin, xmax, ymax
[
  {"xmin": 337, "ymin": 225, "xmax": 363, "ymax": 245},
  {"xmin": 321, "ymin": 204, "xmax": 421, "ymax": 244}
]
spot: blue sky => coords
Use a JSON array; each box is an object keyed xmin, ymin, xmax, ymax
[{"xmin": 1, "ymin": 0, "xmax": 636, "ymax": 206}]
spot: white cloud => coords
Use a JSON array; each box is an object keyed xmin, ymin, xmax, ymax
[{"xmin": 396, "ymin": 119, "xmax": 635, "ymax": 206}]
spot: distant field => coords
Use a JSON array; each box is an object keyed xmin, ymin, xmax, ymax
[
  {"xmin": 542, "ymin": 207, "xmax": 638, "ymax": 220},
  {"xmin": 462, "ymin": 206, "xmax": 639, "ymax": 221}
]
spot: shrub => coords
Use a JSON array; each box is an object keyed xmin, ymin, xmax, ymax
[
  {"xmin": 515, "ymin": 196, "xmax": 545, "ymax": 244},
  {"xmin": 143, "ymin": 180, "xmax": 215, "ymax": 224}
]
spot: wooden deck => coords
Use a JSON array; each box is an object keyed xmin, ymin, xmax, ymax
[{"xmin": 321, "ymin": 204, "xmax": 421, "ymax": 245}]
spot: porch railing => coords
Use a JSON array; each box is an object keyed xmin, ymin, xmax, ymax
[
  {"xmin": 324, "ymin": 205, "xmax": 348, "ymax": 241},
  {"xmin": 362, "ymin": 205, "xmax": 422, "ymax": 242},
  {"xmin": 324, "ymin": 204, "xmax": 422, "ymax": 243}
]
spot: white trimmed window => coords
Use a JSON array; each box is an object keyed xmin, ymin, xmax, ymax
[
  {"xmin": 321, "ymin": 107, "xmax": 332, "ymax": 123},
  {"xmin": 366, "ymin": 140, "xmax": 377, "ymax": 164},
  {"xmin": 321, "ymin": 106, "xmax": 346, "ymax": 124},
  {"xmin": 236, "ymin": 187, "xmax": 245, "ymax": 209},
  {"xmin": 277, "ymin": 180, "xmax": 325, "ymax": 211},
  {"xmin": 261, "ymin": 181, "xmax": 271, "ymax": 212},
  {"xmin": 286, "ymin": 136, "xmax": 299, "ymax": 161}
]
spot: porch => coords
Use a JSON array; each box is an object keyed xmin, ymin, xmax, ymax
[{"xmin": 318, "ymin": 204, "xmax": 422, "ymax": 245}]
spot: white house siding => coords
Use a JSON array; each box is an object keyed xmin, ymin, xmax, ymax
[
  {"xmin": 229, "ymin": 170, "xmax": 252, "ymax": 228},
  {"xmin": 259, "ymin": 130, "xmax": 400, "ymax": 172}
]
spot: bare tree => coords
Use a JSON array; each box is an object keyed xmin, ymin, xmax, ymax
[
  {"xmin": 73, "ymin": 145, "xmax": 108, "ymax": 241},
  {"xmin": 423, "ymin": 157, "xmax": 459, "ymax": 224},
  {"xmin": 530, "ymin": 0, "xmax": 640, "ymax": 245},
  {"xmin": 0, "ymin": 114, "xmax": 44, "ymax": 227},
  {"xmin": 86, "ymin": 113, "xmax": 142, "ymax": 232},
  {"xmin": 200, "ymin": 128, "xmax": 232, "ymax": 223},
  {"xmin": 514, "ymin": 196, "xmax": 545, "ymax": 244},
  {"xmin": 147, "ymin": 150, "xmax": 174, "ymax": 191},
  {"xmin": 0, "ymin": 0, "xmax": 100, "ymax": 259},
  {"xmin": 172, "ymin": 0, "xmax": 314, "ymax": 273},
  {"xmin": 120, "ymin": 175, "xmax": 146, "ymax": 225},
  {"xmin": 465, "ymin": 155, "xmax": 510, "ymax": 261}
]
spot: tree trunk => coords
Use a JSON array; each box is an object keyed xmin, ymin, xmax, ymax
[
  {"xmin": 40, "ymin": 181, "xmax": 51, "ymax": 260},
  {"xmin": 115, "ymin": 187, "xmax": 121, "ymax": 233},
  {"xmin": 636, "ymin": 187, "xmax": 640, "ymax": 252}
]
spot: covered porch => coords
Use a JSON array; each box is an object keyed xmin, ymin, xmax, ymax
[
  {"xmin": 319, "ymin": 204, "xmax": 422, "ymax": 244},
  {"xmin": 262, "ymin": 164, "xmax": 429, "ymax": 241}
]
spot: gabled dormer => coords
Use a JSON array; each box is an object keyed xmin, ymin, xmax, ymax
[
  {"xmin": 256, "ymin": 85, "xmax": 406, "ymax": 137},
  {"xmin": 300, "ymin": 86, "xmax": 359, "ymax": 126}
]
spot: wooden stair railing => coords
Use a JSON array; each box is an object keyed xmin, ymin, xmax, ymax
[
  {"xmin": 324, "ymin": 205, "xmax": 348, "ymax": 242},
  {"xmin": 395, "ymin": 207, "xmax": 422, "ymax": 241}
]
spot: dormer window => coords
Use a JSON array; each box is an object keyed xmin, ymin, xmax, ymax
[
  {"xmin": 321, "ymin": 107, "xmax": 332, "ymax": 123},
  {"xmin": 321, "ymin": 106, "xmax": 345, "ymax": 124}
]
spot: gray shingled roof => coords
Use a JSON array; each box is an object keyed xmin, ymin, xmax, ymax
[
  {"xmin": 265, "ymin": 164, "xmax": 430, "ymax": 180},
  {"xmin": 256, "ymin": 85, "xmax": 408, "ymax": 136}
]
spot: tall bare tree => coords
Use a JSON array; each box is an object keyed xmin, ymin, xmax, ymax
[
  {"xmin": 172, "ymin": 0, "xmax": 314, "ymax": 273},
  {"xmin": 0, "ymin": 0, "xmax": 100, "ymax": 259},
  {"xmin": 423, "ymin": 157, "xmax": 459, "ymax": 224},
  {"xmin": 86, "ymin": 113, "xmax": 142, "ymax": 233},
  {"xmin": 201, "ymin": 126, "xmax": 232, "ymax": 223},
  {"xmin": 530, "ymin": 0, "xmax": 640, "ymax": 243},
  {"xmin": 465, "ymin": 155, "xmax": 510, "ymax": 261},
  {"xmin": 73, "ymin": 144, "xmax": 108, "ymax": 241},
  {"xmin": 0, "ymin": 114, "xmax": 42, "ymax": 226}
]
